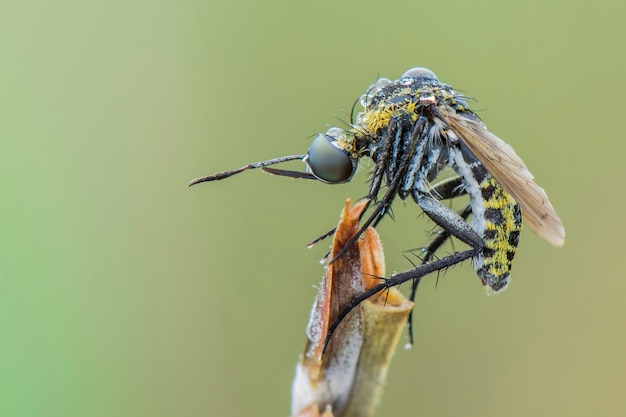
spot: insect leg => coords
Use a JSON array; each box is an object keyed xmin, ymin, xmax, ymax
[
  {"xmin": 412, "ymin": 190, "xmax": 482, "ymax": 249},
  {"xmin": 405, "ymin": 202, "xmax": 472, "ymax": 346},
  {"xmin": 323, "ymin": 249, "xmax": 475, "ymax": 350},
  {"xmin": 326, "ymin": 178, "xmax": 476, "ymax": 349},
  {"xmin": 306, "ymin": 117, "xmax": 407, "ymax": 250},
  {"xmin": 328, "ymin": 116, "xmax": 429, "ymax": 264},
  {"xmin": 411, "ymin": 175, "xmax": 468, "ymax": 262},
  {"xmin": 429, "ymin": 176, "xmax": 466, "ymax": 200}
]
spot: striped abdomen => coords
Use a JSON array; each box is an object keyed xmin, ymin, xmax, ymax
[{"xmin": 451, "ymin": 143, "xmax": 522, "ymax": 292}]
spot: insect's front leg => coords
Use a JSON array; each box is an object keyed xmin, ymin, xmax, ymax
[{"xmin": 402, "ymin": 178, "xmax": 471, "ymax": 345}]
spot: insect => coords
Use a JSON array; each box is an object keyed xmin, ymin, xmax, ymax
[{"xmin": 190, "ymin": 67, "xmax": 565, "ymax": 295}]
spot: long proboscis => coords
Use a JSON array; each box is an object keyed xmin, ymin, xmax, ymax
[{"xmin": 188, "ymin": 154, "xmax": 306, "ymax": 186}]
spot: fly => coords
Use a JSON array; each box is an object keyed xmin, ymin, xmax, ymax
[{"xmin": 190, "ymin": 67, "xmax": 564, "ymax": 295}]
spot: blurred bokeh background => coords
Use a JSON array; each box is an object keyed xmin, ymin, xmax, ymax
[{"xmin": 2, "ymin": 0, "xmax": 625, "ymax": 416}]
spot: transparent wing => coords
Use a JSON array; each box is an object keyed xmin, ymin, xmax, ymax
[{"xmin": 440, "ymin": 107, "xmax": 565, "ymax": 247}]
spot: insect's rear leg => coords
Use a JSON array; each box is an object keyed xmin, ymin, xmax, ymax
[
  {"xmin": 326, "ymin": 179, "xmax": 478, "ymax": 350},
  {"xmin": 399, "ymin": 177, "xmax": 471, "ymax": 345},
  {"xmin": 413, "ymin": 175, "xmax": 468, "ymax": 260},
  {"xmin": 412, "ymin": 190, "xmax": 482, "ymax": 249},
  {"xmin": 324, "ymin": 249, "xmax": 475, "ymax": 351},
  {"xmin": 429, "ymin": 175, "xmax": 466, "ymax": 201},
  {"xmin": 405, "ymin": 202, "xmax": 472, "ymax": 346},
  {"xmin": 403, "ymin": 176, "xmax": 472, "ymax": 283}
]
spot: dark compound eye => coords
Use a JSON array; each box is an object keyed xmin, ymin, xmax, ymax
[
  {"xmin": 401, "ymin": 67, "xmax": 438, "ymax": 81},
  {"xmin": 305, "ymin": 134, "xmax": 356, "ymax": 184}
]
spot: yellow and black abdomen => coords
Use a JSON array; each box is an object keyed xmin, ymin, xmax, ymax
[
  {"xmin": 475, "ymin": 175, "xmax": 522, "ymax": 292},
  {"xmin": 451, "ymin": 142, "xmax": 522, "ymax": 292}
]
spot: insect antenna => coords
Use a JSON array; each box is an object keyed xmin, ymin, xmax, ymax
[{"xmin": 188, "ymin": 154, "xmax": 306, "ymax": 186}]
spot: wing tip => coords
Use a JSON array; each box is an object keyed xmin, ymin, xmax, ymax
[
  {"xmin": 545, "ymin": 226, "xmax": 566, "ymax": 247},
  {"xmin": 550, "ymin": 236, "xmax": 566, "ymax": 247}
]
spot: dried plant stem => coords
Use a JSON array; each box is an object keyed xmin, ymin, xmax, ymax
[{"xmin": 291, "ymin": 200, "xmax": 413, "ymax": 417}]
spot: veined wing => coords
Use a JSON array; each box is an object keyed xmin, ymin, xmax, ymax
[{"xmin": 440, "ymin": 107, "xmax": 565, "ymax": 247}]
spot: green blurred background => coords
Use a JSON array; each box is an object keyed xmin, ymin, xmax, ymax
[{"xmin": 1, "ymin": 0, "xmax": 624, "ymax": 416}]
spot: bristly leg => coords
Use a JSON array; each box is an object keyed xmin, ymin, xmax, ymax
[
  {"xmin": 324, "ymin": 249, "xmax": 476, "ymax": 351},
  {"xmin": 405, "ymin": 203, "xmax": 472, "ymax": 346},
  {"xmin": 328, "ymin": 115, "xmax": 430, "ymax": 264}
]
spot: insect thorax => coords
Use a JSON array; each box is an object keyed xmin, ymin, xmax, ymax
[
  {"xmin": 353, "ymin": 77, "xmax": 470, "ymax": 145},
  {"xmin": 349, "ymin": 76, "xmax": 473, "ymax": 197}
]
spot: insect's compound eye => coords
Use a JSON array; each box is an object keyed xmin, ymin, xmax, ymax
[
  {"xmin": 305, "ymin": 134, "xmax": 356, "ymax": 184},
  {"xmin": 402, "ymin": 67, "xmax": 438, "ymax": 81}
]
